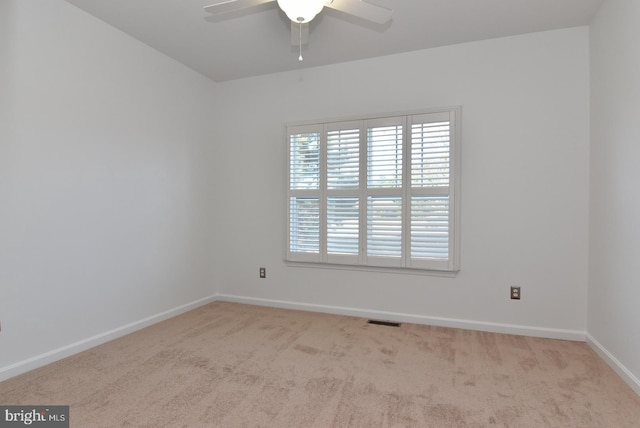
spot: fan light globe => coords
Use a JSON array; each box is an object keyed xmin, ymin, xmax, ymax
[{"xmin": 277, "ymin": 0, "xmax": 325, "ymax": 23}]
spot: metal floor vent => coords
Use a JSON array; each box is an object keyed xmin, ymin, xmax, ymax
[{"xmin": 367, "ymin": 320, "xmax": 401, "ymax": 327}]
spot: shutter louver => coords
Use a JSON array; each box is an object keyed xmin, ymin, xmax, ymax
[
  {"xmin": 327, "ymin": 197, "xmax": 359, "ymax": 255},
  {"xmin": 290, "ymin": 133, "xmax": 320, "ymax": 190},
  {"xmin": 367, "ymin": 125, "xmax": 403, "ymax": 188},
  {"xmin": 289, "ymin": 197, "xmax": 320, "ymax": 253},
  {"xmin": 367, "ymin": 196, "xmax": 402, "ymax": 257},
  {"xmin": 411, "ymin": 122, "xmax": 450, "ymax": 187},
  {"xmin": 327, "ymin": 128, "xmax": 359, "ymax": 189},
  {"xmin": 411, "ymin": 196, "xmax": 449, "ymax": 260}
]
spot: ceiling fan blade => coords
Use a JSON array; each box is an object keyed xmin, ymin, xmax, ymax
[
  {"xmin": 326, "ymin": 0, "xmax": 392, "ymax": 24},
  {"xmin": 204, "ymin": 0, "xmax": 274, "ymax": 15},
  {"xmin": 291, "ymin": 22, "xmax": 309, "ymax": 46}
]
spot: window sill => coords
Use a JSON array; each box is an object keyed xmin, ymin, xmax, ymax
[{"xmin": 284, "ymin": 260, "xmax": 459, "ymax": 278}]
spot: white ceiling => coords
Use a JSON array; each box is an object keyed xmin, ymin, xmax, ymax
[{"xmin": 64, "ymin": 0, "xmax": 604, "ymax": 82}]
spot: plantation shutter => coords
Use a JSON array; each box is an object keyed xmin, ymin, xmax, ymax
[
  {"xmin": 408, "ymin": 111, "xmax": 458, "ymax": 270},
  {"xmin": 287, "ymin": 125, "xmax": 322, "ymax": 262},
  {"xmin": 364, "ymin": 118, "xmax": 404, "ymax": 267},
  {"xmin": 285, "ymin": 107, "xmax": 460, "ymax": 273},
  {"xmin": 326, "ymin": 122, "xmax": 361, "ymax": 264}
]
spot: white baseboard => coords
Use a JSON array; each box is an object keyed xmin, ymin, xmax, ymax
[
  {"xmin": 216, "ymin": 294, "xmax": 586, "ymax": 342},
  {"xmin": 0, "ymin": 294, "xmax": 218, "ymax": 382},
  {"xmin": 7, "ymin": 292, "xmax": 637, "ymax": 399},
  {"xmin": 0, "ymin": 293, "xmax": 593, "ymax": 384},
  {"xmin": 586, "ymin": 333, "xmax": 640, "ymax": 396}
]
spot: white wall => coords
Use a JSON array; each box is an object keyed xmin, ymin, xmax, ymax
[
  {"xmin": 0, "ymin": 0, "xmax": 218, "ymax": 377},
  {"xmin": 589, "ymin": 0, "xmax": 640, "ymax": 394},
  {"xmin": 213, "ymin": 27, "xmax": 590, "ymax": 338}
]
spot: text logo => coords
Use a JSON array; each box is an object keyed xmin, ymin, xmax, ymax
[{"xmin": 0, "ymin": 406, "xmax": 68, "ymax": 428}]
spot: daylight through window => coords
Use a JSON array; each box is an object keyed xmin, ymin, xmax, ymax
[{"xmin": 286, "ymin": 107, "xmax": 460, "ymax": 272}]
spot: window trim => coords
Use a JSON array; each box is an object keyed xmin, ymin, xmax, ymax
[{"xmin": 285, "ymin": 106, "xmax": 461, "ymax": 274}]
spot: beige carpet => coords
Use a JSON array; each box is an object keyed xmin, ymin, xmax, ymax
[{"xmin": 1, "ymin": 301, "xmax": 639, "ymax": 427}]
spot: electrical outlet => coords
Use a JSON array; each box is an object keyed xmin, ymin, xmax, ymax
[
  {"xmin": 259, "ymin": 267, "xmax": 266, "ymax": 279},
  {"xmin": 510, "ymin": 286, "xmax": 521, "ymax": 300}
]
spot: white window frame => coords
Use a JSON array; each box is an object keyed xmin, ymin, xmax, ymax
[{"xmin": 285, "ymin": 107, "xmax": 461, "ymax": 274}]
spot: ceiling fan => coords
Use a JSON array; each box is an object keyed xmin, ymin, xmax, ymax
[{"xmin": 204, "ymin": 0, "xmax": 393, "ymax": 60}]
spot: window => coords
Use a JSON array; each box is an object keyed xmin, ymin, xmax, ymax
[{"xmin": 286, "ymin": 107, "xmax": 460, "ymax": 273}]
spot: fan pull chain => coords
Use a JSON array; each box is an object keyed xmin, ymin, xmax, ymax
[{"xmin": 298, "ymin": 22, "xmax": 303, "ymax": 61}]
